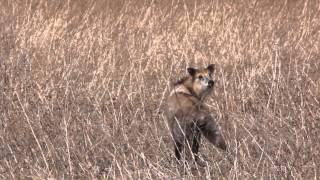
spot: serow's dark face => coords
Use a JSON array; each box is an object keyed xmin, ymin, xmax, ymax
[{"xmin": 187, "ymin": 64, "xmax": 215, "ymax": 96}]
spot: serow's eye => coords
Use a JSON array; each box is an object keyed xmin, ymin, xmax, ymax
[{"xmin": 198, "ymin": 75, "xmax": 203, "ymax": 79}]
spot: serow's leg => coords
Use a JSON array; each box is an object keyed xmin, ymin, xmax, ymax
[
  {"xmin": 174, "ymin": 141, "xmax": 183, "ymax": 160},
  {"xmin": 191, "ymin": 127, "xmax": 201, "ymax": 161},
  {"xmin": 200, "ymin": 117, "xmax": 227, "ymax": 151}
]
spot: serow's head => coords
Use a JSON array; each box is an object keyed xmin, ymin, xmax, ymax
[{"xmin": 187, "ymin": 64, "xmax": 215, "ymax": 98}]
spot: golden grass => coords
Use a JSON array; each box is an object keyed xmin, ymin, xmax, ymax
[{"xmin": 1, "ymin": 0, "xmax": 319, "ymax": 179}]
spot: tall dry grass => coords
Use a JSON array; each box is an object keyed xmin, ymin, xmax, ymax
[{"xmin": 0, "ymin": 0, "xmax": 319, "ymax": 179}]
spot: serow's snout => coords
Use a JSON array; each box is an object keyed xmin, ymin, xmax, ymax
[{"xmin": 208, "ymin": 80, "xmax": 214, "ymax": 88}]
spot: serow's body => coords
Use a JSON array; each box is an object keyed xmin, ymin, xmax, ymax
[{"xmin": 166, "ymin": 64, "xmax": 226, "ymax": 164}]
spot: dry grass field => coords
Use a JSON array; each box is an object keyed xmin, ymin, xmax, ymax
[{"xmin": 1, "ymin": 0, "xmax": 320, "ymax": 179}]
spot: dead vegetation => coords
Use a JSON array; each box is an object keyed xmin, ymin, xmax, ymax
[{"xmin": 0, "ymin": 0, "xmax": 319, "ymax": 179}]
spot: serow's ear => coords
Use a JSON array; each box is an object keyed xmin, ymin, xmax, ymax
[
  {"xmin": 207, "ymin": 64, "xmax": 215, "ymax": 74},
  {"xmin": 187, "ymin": 67, "xmax": 197, "ymax": 77}
]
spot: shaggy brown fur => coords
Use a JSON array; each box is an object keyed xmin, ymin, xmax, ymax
[{"xmin": 166, "ymin": 64, "xmax": 226, "ymax": 164}]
